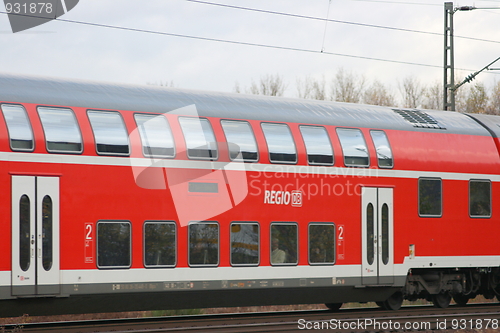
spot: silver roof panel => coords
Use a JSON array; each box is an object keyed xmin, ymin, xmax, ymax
[{"xmin": 0, "ymin": 73, "xmax": 490, "ymax": 136}]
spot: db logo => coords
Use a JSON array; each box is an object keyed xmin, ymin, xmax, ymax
[{"xmin": 291, "ymin": 190, "xmax": 303, "ymax": 207}]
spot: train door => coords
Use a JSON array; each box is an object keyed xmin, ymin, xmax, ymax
[
  {"xmin": 361, "ymin": 187, "xmax": 394, "ymax": 285},
  {"xmin": 11, "ymin": 176, "xmax": 60, "ymax": 296}
]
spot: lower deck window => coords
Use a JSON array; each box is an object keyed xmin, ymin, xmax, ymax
[
  {"xmin": 189, "ymin": 222, "xmax": 219, "ymax": 266},
  {"xmin": 144, "ymin": 222, "xmax": 176, "ymax": 267},
  {"xmin": 309, "ymin": 223, "xmax": 335, "ymax": 265},
  {"xmin": 230, "ymin": 222, "xmax": 259, "ymax": 266},
  {"xmin": 97, "ymin": 221, "xmax": 131, "ymax": 268},
  {"xmin": 270, "ymin": 223, "xmax": 298, "ymax": 265}
]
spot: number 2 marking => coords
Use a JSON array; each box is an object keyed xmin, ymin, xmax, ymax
[{"xmin": 85, "ymin": 224, "xmax": 92, "ymax": 240}]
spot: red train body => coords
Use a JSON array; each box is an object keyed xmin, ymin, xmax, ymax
[{"xmin": 0, "ymin": 74, "xmax": 499, "ymax": 316}]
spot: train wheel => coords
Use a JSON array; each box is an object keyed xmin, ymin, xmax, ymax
[
  {"xmin": 325, "ymin": 303, "xmax": 342, "ymax": 311},
  {"xmin": 452, "ymin": 294, "xmax": 469, "ymax": 306},
  {"xmin": 375, "ymin": 301, "xmax": 385, "ymax": 308},
  {"xmin": 382, "ymin": 292, "xmax": 403, "ymax": 311},
  {"xmin": 432, "ymin": 293, "xmax": 451, "ymax": 308}
]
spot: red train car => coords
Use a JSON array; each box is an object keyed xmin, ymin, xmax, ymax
[{"xmin": 0, "ymin": 74, "xmax": 499, "ymax": 316}]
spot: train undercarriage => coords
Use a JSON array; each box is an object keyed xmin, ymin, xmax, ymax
[
  {"xmin": 326, "ymin": 267, "xmax": 500, "ymax": 311},
  {"xmin": 403, "ymin": 267, "xmax": 500, "ymax": 308},
  {"xmin": 380, "ymin": 267, "xmax": 500, "ymax": 310}
]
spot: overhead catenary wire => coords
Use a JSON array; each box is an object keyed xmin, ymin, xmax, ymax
[
  {"xmin": 185, "ymin": 0, "xmax": 500, "ymax": 45},
  {"xmin": 0, "ymin": 10, "xmax": 497, "ymax": 75},
  {"xmin": 320, "ymin": 0, "xmax": 332, "ymax": 52}
]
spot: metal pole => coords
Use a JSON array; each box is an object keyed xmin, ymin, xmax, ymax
[{"xmin": 443, "ymin": 2, "xmax": 455, "ymax": 111}]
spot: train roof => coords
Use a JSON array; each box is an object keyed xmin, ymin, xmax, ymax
[{"xmin": 0, "ymin": 73, "xmax": 494, "ymax": 136}]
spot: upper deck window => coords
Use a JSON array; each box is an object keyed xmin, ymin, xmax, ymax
[
  {"xmin": 38, "ymin": 107, "xmax": 82, "ymax": 153},
  {"xmin": 299, "ymin": 126, "xmax": 334, "ymax": 165},
  {"xmin": 370, "ymin": 130, "xmax": 393, "ymax": 168},
  {"xmin": 336, "ymin": 128, "xmax": 369, "ymax": 167},
  {"xmin": 1, "ymin": 104, "xmax": 34, "ymax": 151},
  {"xmin": 134, "ymin": 114, "xmax": 175, "ymax": 158},
  {"xmin": 179, "ymin": 117, "xmax": 218, "ymax": 160},
  {"xmin": 221, "ymin": 120, "xmax": 258, "ymax": 162},
  {"xmin": 261, "ymin": 123, "xmax": 297, "ymax": 164},
  {"xmin": 88, "ymin": 110, "xmax": 130, "ymax": 156}
]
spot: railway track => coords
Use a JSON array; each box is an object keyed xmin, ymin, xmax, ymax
[{"xmin": 3, "ymin": 303, "xmax": 500, "ymax": 333}]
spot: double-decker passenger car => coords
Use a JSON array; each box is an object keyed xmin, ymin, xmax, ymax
[{"xmin": 0, "ymin": 73, "xmax": 499, "ymax": 316}]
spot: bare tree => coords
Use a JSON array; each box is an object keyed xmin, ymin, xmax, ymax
[
  {"xmin": 147, "ymin": 80, "xmax": 177, "ymax": 88},
  {"xmin": 486, "ymin": 80, "xmax": 500, "ymax": 115},
  {"xmin": 296, "ymin": 76, "xmax": 313, "ymax": 99},
  {"xmin": 331, "ymin": 68, "xmax": 365, "ymax": 103},
  {"xmin": 363, "ymin": 80, "xmax": 395, "ymax": 106},
  {"xmin": 249, "ymin": 74, "xmax": 286, "ymax": 96},
  {"xmin": 421, "ymin": 81, "xmax": 442, "ymax": 110},
  {"xmin": 296, "ymin": 76, "xmax": 327, "ymax": 100},
  {"xmin": 462, "ymin": 83, "xmax": 488, "ymax": 113},
  {"xmin": 399, "ymin": 76, "xmax": 424, "ymax": 108},
  {"xmin": 233, "ymin": 81, "xmax": 242, "ymax": 93}
]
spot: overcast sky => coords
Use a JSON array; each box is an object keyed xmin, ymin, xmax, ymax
[{"xmin": 0, "ymin": 0, "xmax": 499, "ymax": 99}]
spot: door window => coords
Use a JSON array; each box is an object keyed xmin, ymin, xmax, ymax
[
  {"xmin": 19, "ymin": 195, "xmax": 31, "ymax": 272},
  {"xmin": 42, "ymin": 195, "xmax": 53, "ymax": 271},
  {"xmin": 366, "ymin": 203, "xmax": 374, "ymax": 266}
]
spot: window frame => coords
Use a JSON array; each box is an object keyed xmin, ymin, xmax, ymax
[
  {"xmin": 96, "ymin": 220, "xmax": 132, "ymax": 269},
  {"xmin": 469, "ymin": 179, "xmax": 492, "ymax": 218},
  {"xmin": 143, "ymin": 221, "xmax": 177, "ymax": 268},
  {"xmin": 179, "ymin": 117, "xmax": 218, "ymax": 161},
  {"xmin": 87, "ymin": 110, "xmax": 130, "ymax": 156},
  {"xmin": 188, "ymin": 221, "xmax": 220, "ymax": 267},
  {"xmin": 418, "ymin": 177, "xmax": 443, "ymax": 218},
  {"xmin": 369, "ymin": 130, "xmax": 394, "ymax": 169},
  {"xmin": 269, "ymin": 222, "xmax": 299, "ymax": 266},
  {"xmin": 1, "ymin": 103, "xmax": 35, "ymax": 152},
  {"xmin": 308, "ymin": 222, "xmax": 336, "ymax": 266},
  {"xmin": 230, "ymin": 221, "xmax": 260, "ymax": 267},
  {"xmin": 261, "ymin": 122, "xmax": 298, "ymax": 165},
  {"xmin": 299, "ymin": 125, "xmax": 334, "ymax": 166},
  {"xmin": 336, "ymin": 127, "xmax": 370, "ymax": 167},
  {"xmin": 134, "ymin": 113, "xmax": 176, "ymax": 159},
  {"xmin": 220, "ymin": 119, "xmax": 259, "ymax": 162},
  {"xmin": 37, "ymin": 106, "xmax": 83, "ymax": 154}
]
